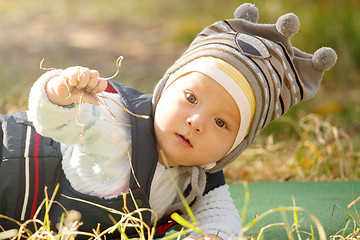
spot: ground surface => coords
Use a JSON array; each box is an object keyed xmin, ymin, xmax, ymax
[{"xmin": 230, "ymin": 181, "xmax": 360, "ymax": 239}]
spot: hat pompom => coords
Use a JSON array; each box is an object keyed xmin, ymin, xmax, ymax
[
  {"xmin": 312, "ymin": 47, "xmax": 337, "ymax": 71},
  {"xmin": 276, "ymin": 13, "xmax": 300, "ymax": 37},
  {"xmin": 234, "ymin": 3, "xmax": 259, "ymax": 23}
]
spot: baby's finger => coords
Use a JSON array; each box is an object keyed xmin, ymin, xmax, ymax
[
  {"xmin": 84, "ymin": 70, "xmax": 101, "ymax": 92},
  {"xmin": 89, "ymin": 70, "xmax": 100, "ymax": 79},
  {"xmin": 65, "ymin": 67, "xmax": 82, "ymax": 87},
  {"xmin": 85, "ymin": 75, "xmax": 99, "ymax": 92},
  {"xmin": 76, "ymin": 67, "xmax": 91, "ymax": 89},
  {"xmin": 93, "ymin": 78, "xmax": 108, "ymax": 93}
]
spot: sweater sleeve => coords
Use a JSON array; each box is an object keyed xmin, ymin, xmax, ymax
[
  {"xmin": 28, "ymin": 69, "xmax": 133, "ymax": 197},
  {"xmin": 28, "ymin": 69, "xmax": 122, "ymax": 146},
  {"xmin": 189, "ymin": 184, "xmax": 242, "ymax": 239},
  {"xmin": 28, "ymin": 69, "xmax": 96, "ymax": 144}
]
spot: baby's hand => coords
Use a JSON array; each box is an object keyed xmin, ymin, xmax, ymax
[{"xmin": 45, "ymin": 66, "xmax": 108, "ymax": 106}]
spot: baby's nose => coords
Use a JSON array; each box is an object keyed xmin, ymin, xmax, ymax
[{"xmin": 186, "ymin": 114, "xmax": 203, "ymax": 133}]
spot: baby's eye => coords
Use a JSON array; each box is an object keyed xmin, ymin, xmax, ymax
[
  {"xmin": 185, "ymin": 92, "xmax": 197, "ymax": 104},
  {"xmin": 215, "ymin": 118, "xmax": 227, "ymax": 128}
]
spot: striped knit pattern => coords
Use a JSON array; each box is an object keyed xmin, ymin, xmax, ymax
[{"xmin": 153, "ymin": 6, "xmax": 334, "ymax": 172}]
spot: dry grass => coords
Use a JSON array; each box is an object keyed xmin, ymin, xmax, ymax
[
  {"xmin": 1, "ymin": 182, "xmax": 359, "ymax": 240},
  {"xmin": 0, "ymin": 184, "xmax": 157, "ymax": 240},
  {"xmin": 225, "ymin": 114, "xmax": 360, "ymax": 183}
]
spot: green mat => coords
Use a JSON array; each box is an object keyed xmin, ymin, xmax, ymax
[{"xmin": 229, "ymin": 181, "xmax": 360, "ymax": 239}]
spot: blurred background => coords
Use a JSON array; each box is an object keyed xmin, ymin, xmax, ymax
[{"xmin": 0, "ymin": 0, "xmax": 359, "ymax": 182}]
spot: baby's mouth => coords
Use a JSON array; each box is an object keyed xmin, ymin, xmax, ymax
[{"xmin": 176, "ymin": 134, "xmax": 193, "ymax": 147}]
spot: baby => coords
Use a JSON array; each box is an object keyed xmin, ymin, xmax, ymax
[{"xmin": 0, "ymin": 3, "xmax": 336, "ymax": 240}]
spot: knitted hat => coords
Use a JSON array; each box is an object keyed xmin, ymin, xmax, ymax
[{"xmin": 152, "ymin": 3, "xmax": 337, "ymax": 173}]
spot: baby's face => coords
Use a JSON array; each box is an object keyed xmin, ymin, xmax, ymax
[{"xmin": 154, "ymin": 72, "xmax": 240, "ymax": 167}]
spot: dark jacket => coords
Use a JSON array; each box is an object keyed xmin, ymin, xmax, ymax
[{"xmin": 0, "ymin": 80, "xmax": 225, "ymax": 238}]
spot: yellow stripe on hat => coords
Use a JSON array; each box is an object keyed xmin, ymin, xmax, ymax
[{"xmin": 202, "ymin": 57, "xmax": 256, "ymax": 124}]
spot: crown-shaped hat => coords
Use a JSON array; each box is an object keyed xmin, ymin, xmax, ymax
[{"xmin": 153, "ymin": 3, "xmax": 337, "ymax": 172}]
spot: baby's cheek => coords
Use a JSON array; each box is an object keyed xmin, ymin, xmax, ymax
[{"xmin": 217, "ymin": 133, "xmax": 235, "ymax": 155}]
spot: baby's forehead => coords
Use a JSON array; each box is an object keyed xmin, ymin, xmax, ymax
[{"xmin": 173, "ymin": 71, "xmax": 217, "ymax": 87}]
